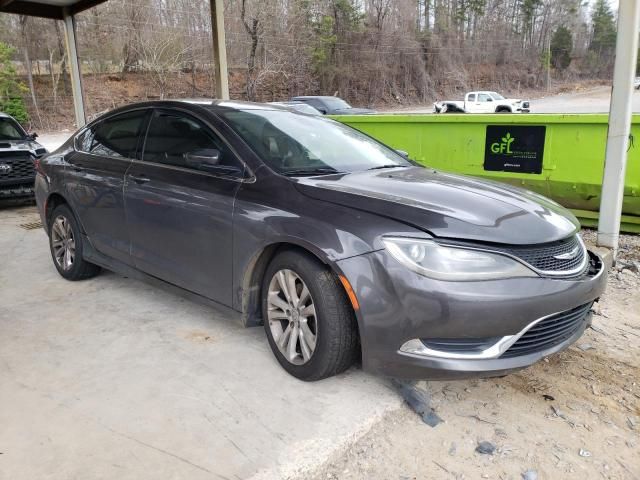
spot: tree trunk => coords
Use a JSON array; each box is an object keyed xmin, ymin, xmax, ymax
[
  {"xmin": 19, "ymin": 16, "xmax": 42, "ymax": 128},
  {"xmin": 53, "ymin": 20, "xmax": 69, "ymax": 95},
  {"xmin": 425, "ymin": 0, "xmax": 430, "ymax": 32}
]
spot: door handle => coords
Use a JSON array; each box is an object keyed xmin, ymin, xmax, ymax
[{"xmin": 130, "ymin": 174, "xmax": 150, "ymax": 185}]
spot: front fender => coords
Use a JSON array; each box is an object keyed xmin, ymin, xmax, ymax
[{"xmin": 231, "ymin": 176, "xmax": 421, "ymax": 317}]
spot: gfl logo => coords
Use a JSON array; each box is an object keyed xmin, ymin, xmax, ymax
[{"xmin": 491, "ymin": 132, "xmax": 515, "ymax": 154}]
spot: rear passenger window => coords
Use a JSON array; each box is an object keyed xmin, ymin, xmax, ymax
[
  {"xmin": 468, "ymin": 94, "xmax": 476, "ymax": 102},
  {"xmin": 142, "ymin": 112, "xmax": 237, "ymax": 170},
  {"xmin": 77, "ymin": 110, "xmax": 147, "ymax": 158}
]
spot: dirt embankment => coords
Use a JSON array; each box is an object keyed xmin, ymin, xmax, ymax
[{"xmin": 24, "ymin": 71, "xmax": 609, "ymax": 132}]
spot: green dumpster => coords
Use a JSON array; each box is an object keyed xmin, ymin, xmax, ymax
[{"xmin": 334, "ymin": 113, "xmax": 640, "ymax": 233}]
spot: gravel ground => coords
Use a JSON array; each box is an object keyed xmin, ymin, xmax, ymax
[{"xmin": 312, "ymin": 230, "xmax": 640, "ymax": 480}]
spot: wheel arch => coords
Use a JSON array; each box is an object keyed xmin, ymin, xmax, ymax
[
  {"xmin": 44, "ymin": 192, "xmax": 70, "ymax": 231},
  {"xmin": 239, "ymin": 241, "xmax": 360, "ymax": 337},
  {"xmin": 496, "ymin": 106, "xmax": 512, "ymax": 113}
]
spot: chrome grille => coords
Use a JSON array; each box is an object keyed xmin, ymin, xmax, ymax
[
  {"xmin": 489, "ymin": 235, "xmax": 586, "ymax": 276},
  {"xmin": 501, "ymin": 302, "xmax": 593, "ymax": 358},
  {"xmin": 0, "ymin": 151, "xmax": 35, "ymax": 181}
]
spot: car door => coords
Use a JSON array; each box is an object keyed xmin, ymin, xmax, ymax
[
  {"xmin": 466, "ymin": 93, "xmax": 478, "ymax": 112},
  {"xmin": 123, "ymin": 108, "xmax": 245, "ymax": 306},
  {"xmin": 65, "ymin": 108, "xmax": 150, "ymax": 264},
  {"xmin": 477, "ymin": 93, "xmax": 494, "ymax": 113}
]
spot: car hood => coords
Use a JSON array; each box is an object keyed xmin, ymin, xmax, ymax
[
  {"xmin": 330, "ymin": 107, "xmax": 376, "ymax": 115},
  {"xmin": 294, "ymin": 167, "xmax": 579, "ymax": 245},
  {"xmin": 0, "ymin": 139, "xmax": 45, "ymax": 154}
]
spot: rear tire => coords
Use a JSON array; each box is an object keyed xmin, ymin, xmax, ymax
[
  {"xmin": 262, "ymin": 249, "xmax": 359, "ymax": 381},
  {"xmin": 48, "ymin": 204, "xmax": 101, "ymax": 281}
]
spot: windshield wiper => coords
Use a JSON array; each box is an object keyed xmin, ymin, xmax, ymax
[
  {"xmin": 367, "ymin": 164, "xmax": 410, "ymax": 171},
  {"xmin": 282, "ymin": 167, "xmax": 343, "ymax": 177}
]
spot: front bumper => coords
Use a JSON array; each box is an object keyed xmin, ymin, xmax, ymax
[
  {"xmin": 0, "ymin": 180, "xmax": 35, "ymax": 199},
  {"xmin": 336, "ymin": 249, "xmax": 606, "ymax": 379}
]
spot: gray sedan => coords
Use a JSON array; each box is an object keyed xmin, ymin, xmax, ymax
[{"xmin": 34, "ymin": 100, "xmax": 606, "ymax": 381}]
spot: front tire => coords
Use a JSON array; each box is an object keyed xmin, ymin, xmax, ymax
[
  {"xmin": 48, "ymin": 204, "xmax": 101, "ymax": 281},
  {"xmin": 262, "ymin": 250, "xmax": 359, "ymax": 381}
]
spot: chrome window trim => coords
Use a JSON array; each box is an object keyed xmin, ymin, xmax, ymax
[{"xmin": 127, "ymin": 158, "xmax": 254, "ymax": 183}]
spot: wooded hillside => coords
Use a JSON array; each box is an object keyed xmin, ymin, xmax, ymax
[{"xmin": 0, "ymin": 0, "xmax": 619, "ymax": 130}]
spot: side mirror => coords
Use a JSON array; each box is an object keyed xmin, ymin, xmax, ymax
[
  {"xmin": 184, "ymin": 149, "xmax": 220, "ymax": 170},
  {"xmin": 184, "ymin": 149, "xmax": 243, "ymax": 176},
  {"xmin": 317, "ymin": 108, "xmax": 328, "ymax": 115},
  {"xmin": 396, "ymin": 149, "xmax": 410, "ymax": 158},
  {"xmin": 27, "ymin": 132, "xmax": 38, "ymax": 140},
  {"xmin": 486, "ymin": 98, "xmax": 493, "ymax": 102}
]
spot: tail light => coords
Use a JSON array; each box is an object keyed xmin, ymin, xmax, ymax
[{"xmin": 34, "ymin": 157, "xmax": 45, "ymax": 175}]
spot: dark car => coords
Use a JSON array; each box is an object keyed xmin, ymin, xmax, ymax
[
  {"xmin": 290, "ymin": 96, "xmax": 375, "ymax": 115},
  {"xmin": 35, "ymin": 100, "xmax": 606, "ymax": 381},
  {"xmin": 0, "ymin": 112, "xmax": 47, "ymax": 200},
  {"xmin": 269, "ymin": 101, "xmax": 323, "ymax": 116}
]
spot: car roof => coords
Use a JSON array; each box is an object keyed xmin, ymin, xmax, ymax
[
  {"xmin": 291, "ymin": 96, "xmax": 342, "ymax": 100},
  {"xmin": 0, "ymin": 112, "xmax": 14, "ymax": 119},
  {"xmin": 269, "ymin": 101, "xmax": 307, "ymax": 105},
  {"xmin": 86, "ymin": 99, "xmax": 296, "ymax": 123}
]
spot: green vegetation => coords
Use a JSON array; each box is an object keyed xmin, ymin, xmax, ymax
[
  {"xmin": 0, "ymin": 42, "xmax": 28, "ymax": 123},
  {"xmin": 589, "ymin": 0, "xmax": 616, "ymax": 55},
  {"xmin": 551, "ymin": 26, "xmax": 573, "ymax": 70}
]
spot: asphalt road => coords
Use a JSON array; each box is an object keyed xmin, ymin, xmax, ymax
[
  {"xmin": 379, "ymin": 85, "xmax": 640, "ymax": 114},
  {"xmin": 532, "ymin": 85, "xmax": 640, "ymax": 113}
]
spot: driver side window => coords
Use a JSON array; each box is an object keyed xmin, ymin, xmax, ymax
[
  {"xmin": 142, "ymin": 111, "xmax": 239, "ymax": 172},
  {"xmin": 478, "ymin": 93, "xmax": 492, "ymax": 102}
]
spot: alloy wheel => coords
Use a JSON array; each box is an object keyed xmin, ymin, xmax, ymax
[
  {"xmin": 267, "ymin": 269, "xmax": 318, "ymax": 365},
  {"xmin": 51, "ymin": 215, "xmax": 75, "ymax": 271}
]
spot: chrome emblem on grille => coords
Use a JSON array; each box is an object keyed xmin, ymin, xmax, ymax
[
  {"xmin": 0, "ymin": 163, "xmax": 11, "ymax": 174},
  {"xmin": 553, "ymin": 245, "xmax": 580, "ymax": 260}
]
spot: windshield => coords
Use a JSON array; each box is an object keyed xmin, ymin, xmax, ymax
[
  {"xmin": 321, "ymin": 97, "xmax": 351, "ymax": 110},
  {"xmin": 0, "ymin": 118, "xmax": 26, "ymax": 141},
  {"xmin": 220, "ymin": 109, "xmax": 411, "ymax": 175},
  {"xmin": 489, "ymin": 92, "xmax": 505, "ymax": 100},
  {"xmin": 289, "ymin": 104, "xmax": 322, "ymax": 115}
]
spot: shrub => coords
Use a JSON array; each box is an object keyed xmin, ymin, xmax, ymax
[{"xmin": 0, "ymin": 42, "xmax": 29, "ymax": 123}]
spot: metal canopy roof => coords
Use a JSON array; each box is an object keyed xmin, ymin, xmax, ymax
[{"xmin": 0, "ymin": 0, "xmax": 107, "ymax": 19}]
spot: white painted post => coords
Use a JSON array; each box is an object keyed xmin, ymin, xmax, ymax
[
  {"xmin": 597, "ymin": 0, "xmax": 640, "ymax": 253},
  {"xmin": 62, "ymin": 9, "xmax": 86, "ymax": 127},
  {"xmin": 210, "ymin": 0, "xmax": 230, "ymax": 100}
]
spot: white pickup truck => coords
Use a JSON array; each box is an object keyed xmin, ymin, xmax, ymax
[{"xmin": 434, "ymin": 91, "xmax": 530, "ymax": 113}]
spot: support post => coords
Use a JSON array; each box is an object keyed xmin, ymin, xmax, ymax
[
  {"xmin": 597, "ymin": 0, "xmax": 640, "ymax": 254},
  {"xmin": 210, "ymin": 0, "xmax": 229, "ymax": 100},
  {"xmin": 62, "ymin": 9, "xmax": 86, "ymax": 127}
]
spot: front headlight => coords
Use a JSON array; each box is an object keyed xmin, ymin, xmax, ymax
[{"xmin": 382, "ymin": 237, "xmax": 538, "ymax": 281}]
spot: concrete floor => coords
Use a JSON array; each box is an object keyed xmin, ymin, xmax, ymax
[{"xmin": 0, "ymin": 206, "xmax": 400, "ymax": 480}]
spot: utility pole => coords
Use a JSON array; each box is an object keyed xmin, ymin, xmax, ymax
[
  {"xmin": 597, "ymin": 0, "xmax": 640, "ymax": 254},
  {"xmin": 210, "ymin": 0, "xmax": 230, "ymax": 100}
]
